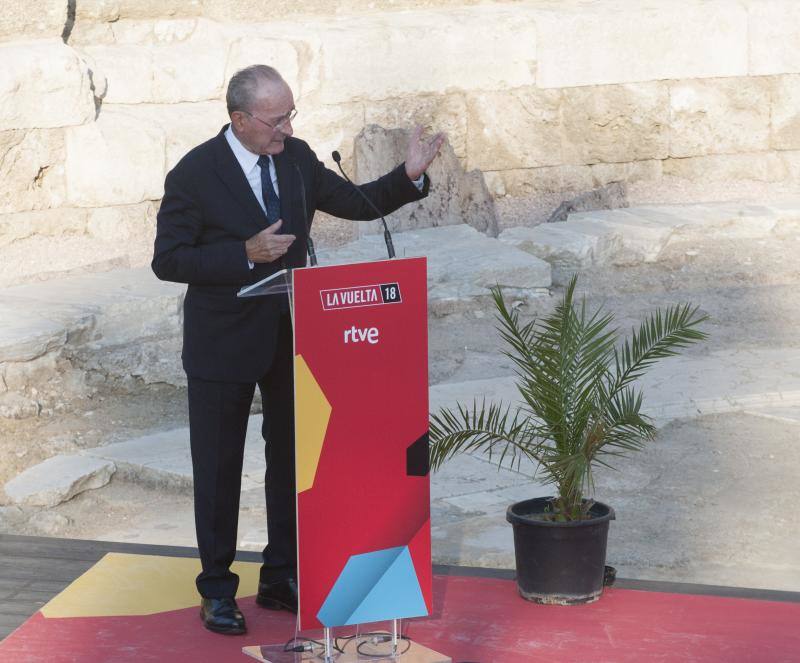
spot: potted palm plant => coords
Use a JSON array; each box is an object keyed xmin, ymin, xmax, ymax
[{"xmin": 429, "ymin": 276, "xmax": 707, "ymax": 604}]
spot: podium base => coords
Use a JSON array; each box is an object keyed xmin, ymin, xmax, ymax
[{"xmin": 243, "ymin": 635, "xmax": 450, "ymax": 662}]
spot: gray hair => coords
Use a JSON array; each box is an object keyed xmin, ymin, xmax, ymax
[{"xmin": 226, "ymin": 65, "xmax": 285, "ymax": 115}]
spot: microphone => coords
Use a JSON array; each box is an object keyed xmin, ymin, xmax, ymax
[
  {"xmin": 289, "ymin": 156, "xmax": 317, "ymax": 266},
  {"xmin": 332, "ymin": 150, "xmax": 395, "ymax": 259}
]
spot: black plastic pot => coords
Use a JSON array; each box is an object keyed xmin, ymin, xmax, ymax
[{"xmin": 506, "ymin": 497, "xmax": 615, "ymax": 605}]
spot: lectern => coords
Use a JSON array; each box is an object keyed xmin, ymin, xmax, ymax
[{"xmin": 241, "ymin": 257, "xmax": 449, "ymax": 663}]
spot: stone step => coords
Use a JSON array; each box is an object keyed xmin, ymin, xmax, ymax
[
  {"xmin": 0, "ymin": 225, "xmax": 549, "ymax": 418},
  {"xmin": 79, "ymin": 416, "xmax": 266, "ymax": 493},
  {"xmin": 430, "ymin": 347, "xmax": 800, "ymax": 426},
  {"xmin": 13, "ymin": 345, "xmax": 796, "ymax": 498},
  {"xmin": 499, "ymin": 200, "xmax": 800, "ymax": 276},
  {"xmin": 3, "ymin": 454, "xmax": 116, "ymax": 508},
  {"xmin": 320, "ymin": 224, "xmax": 551, "ymax": 316},
  {"xmin": 0, "ymin": 206, "xmax": 156, "ymax": 290},
  {"xmin": 0, "ymin": 267, "xmax": 184, "ymax": 418}
]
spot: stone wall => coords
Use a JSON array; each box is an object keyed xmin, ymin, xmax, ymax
[{"xmin": 2, "ymin": 0, "xmax": 799, "ymax": 287}]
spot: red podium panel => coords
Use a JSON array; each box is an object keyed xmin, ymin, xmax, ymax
[{"xmin": 292, "ymin": 258, "xmax": 431, "ymax": 631}]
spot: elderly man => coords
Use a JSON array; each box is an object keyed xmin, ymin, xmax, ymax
[{"xmin": 152, "ymin": 65, "xmax": 443, "ymax": 635}]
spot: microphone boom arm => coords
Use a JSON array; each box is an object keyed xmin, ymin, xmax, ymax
[{"xmin": 332, "ymin": 150, "xmax": 395, "ymax": 259}]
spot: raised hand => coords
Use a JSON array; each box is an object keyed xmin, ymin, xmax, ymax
[
  {"xmin": 404, "ymin": 125, "xmax": 445, "ymax": 181},
  {"xmin": 245, "ymin": 220, "xmax": 296, "ymax": 263}
]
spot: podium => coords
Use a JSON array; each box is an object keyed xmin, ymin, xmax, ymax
[{"xmin": 241, "ymin": 258, "xmax": 449, "ymax": 663}]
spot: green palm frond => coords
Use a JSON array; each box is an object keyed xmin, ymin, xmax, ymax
[
  {"xmin": 611, "ymin": 303, "xmax": 708, "ymax": 398},
  {"xmin": 429, "ymin": 399, "xmax": 543, "ymax": 473},
  {"xmin": 428, "ymin": 274, "xmax": 708, "ymax": 520}
]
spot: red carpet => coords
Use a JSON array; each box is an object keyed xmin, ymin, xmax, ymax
[{"xmin": 1, "ymin": 554, "xmax": 798, "ymax": 662}]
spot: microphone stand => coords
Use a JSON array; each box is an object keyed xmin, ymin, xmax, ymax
[
  {"xmin": 331, "ymin": 150, "xmax": 396, "ymax": 259},
  {"xmin": 290, "ymin": 157, "xmax": 318, "ymax": 266}
]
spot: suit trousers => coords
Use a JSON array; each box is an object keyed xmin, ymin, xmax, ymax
[{"xmin": 187, "ymin": 310, "xmax": 296, "ymax": 598}]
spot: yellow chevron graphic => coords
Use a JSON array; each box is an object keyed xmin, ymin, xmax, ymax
[
  {"xmin": 294, "ymin": 354, "xmax": 332, "ymax": 494},
  {"xmin": 40, "ymin": 553, "xmax": 261, "ymax": 618}
]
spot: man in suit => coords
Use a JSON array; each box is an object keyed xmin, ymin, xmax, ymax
[{"xmin": 152, "ymin": 65, "xmax": 443, "ymax": 635}]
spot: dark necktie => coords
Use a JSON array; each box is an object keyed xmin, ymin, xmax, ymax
[
  {"xmin": 257, "ymin": 155, "xmax": 290, "ymax": 313},
  {"xmin": 257, "ymin": 155, "xmax": 281, "ymax": 227}
]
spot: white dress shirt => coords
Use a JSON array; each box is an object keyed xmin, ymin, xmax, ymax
[
  {"xmin": 224, "ymin": 124, "xmax": 424, "ymax": 268},
  {"xmin": 225, "ymin": 125, "xmax": 279, "ymax": 214}
]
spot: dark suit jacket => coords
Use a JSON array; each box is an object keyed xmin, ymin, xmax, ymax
[{"xmin": 152, "ymin": 126, "xmax": 429, "ymax": 383}]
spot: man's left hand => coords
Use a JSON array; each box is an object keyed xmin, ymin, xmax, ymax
[{"xmin": 405, "ymin": 125, "xmax": 445, "ymax": 181}]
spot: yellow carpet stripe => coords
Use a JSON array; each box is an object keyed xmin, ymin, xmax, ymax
[{"xmin": 41, "ymin": 553, "xmax": 261, "ymax": 618}]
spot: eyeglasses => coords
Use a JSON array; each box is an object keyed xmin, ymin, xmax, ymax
[{"xmin": 243, "ymin": 108, "xmax": 297, "ymax": 131}]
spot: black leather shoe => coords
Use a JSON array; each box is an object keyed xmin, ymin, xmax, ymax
[
  {"xmin": 200, "ymin": 597, "xmax": 247, "ymax": 635},
  {"xmin": 256, "ymin": 578, "xmax": 298, "ymax": 613}
]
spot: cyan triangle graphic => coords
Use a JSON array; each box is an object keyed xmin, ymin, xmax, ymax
[
  {"xmin": 346, "ymin": 547, "xmax": 427, "ymax": 625},
  {"xmin": 317, "ymin": 546, "xmax": 427, "ymax": 627}
]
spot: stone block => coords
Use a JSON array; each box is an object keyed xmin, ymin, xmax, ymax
[
  {"xmin": 4, "ymin": 454, "xmax": 115, "ymax": 507},
  {"xmin": 354, "ymin": 125, "xmax": 498, "ymax": 236},
  {"xmin": 86, "ymin": 202, "xmax": 157, "ymax": 244},
  {"xmin": 75, "ymin": 1, "xmax": 201, "ymax": 22},
  {"xmin": 0, "ymin": 40, "xmax": 95, "ymax": 130},
  {"xmin": 484, "ymin": 168, "xmax": 563, "ymax": 198},
  {"xmin": 0, "ymin": 1, "xmax": 67, "ymax": 42},
  {"xmin": 669, "ymin": 78, "xmax": 771, "ymax": 158},
  {"xmin": 316, "ymin": 6, "xmax": 537, "ymax": 104},
  {"xmin": 2, "ymin": 353, "xmax": 62, "ymax": 392},
  {"xmin": 783, "ymin": 151, "xmax": 800, "ymax": 182},
  {"xmin": 0, "ymin": 267, "xmax": 185, "ymax": 413},
  {"xmin": 662, "ymin": 152, "xmax": 788, "ymax": 182},
  {"xmin": 114, "ymin": 102, "xmax": 229, "ymax": 171},
  {"xmin": 83, "ymin": 428, "xmax": 193, "ymax": 489},
  {"xmin": 69, "ymin": 22, "xmax": 116, "ymax": 47},
  {"xmin": 650, "ymin": 203, "xmax": 778, "ymax": 241},
  {"xmin": 771, "ymin": 75, "xmax": 800, "ymax": 150},
  {"xmin": 324, "ymin": 225, "xmax": 551, "ymax": 315},
  {"xmin": 564, "ymin": 219, "xmax": 625, "ymax": 264},
  {"xmin": 110, "ymin": 18, "xmax": 201, "ymax": 44},
  {"xmin": 568, "ymin": 210, "xmax": 674, "ymax": 264},
  {"xmin": 83, "ymin": 21, "xmax": 228, "ymax": 104},
  {"xmin": 534, "ymin": 1, "xmax": 748, "ymax": 88},
  {"xmin": 293, "ymin": 101, "xmax": 365, "ymax": 172},
  {"xmin": 498, "ymin": 223, "xmax": 597, "ymax": 269},
  {"xmin": 561, "ymin": 83, "xmax": 670, "ymax": 165},
  {"xmin": 81, "ymin": 335, "xmax": 185, "ymax": 387},
  {"xmin": 65, "ymin": 108, "xmax": 167, "ymax": 207},
  {"xmin": 3, "ymin": 267, "xmax": 185, "ymax": 349},
  {"xmin": 225, "ymin": 36, "xmax": 304, "ymax": 97},
  {"xmin": 770, "ymin": 198, "xmax": 800, "ymax": 236},
  {"xmin": 80, "ymin": 45, "xmax": 151, "ymax": 104},
  {"xmin": 499, "ymin": 222, "xmax": 622, "ymax": 271},
  {"xmin": 0, "ymin": 302, "xmax": 73, "ymax": 364},
  {"xmin": 83, "ymin": 416, "xmax": 263, "ymax": 489},
  {"xmin": 366, "ymin": 94, "xmax": 467, "ymax": 159},
  {"xmin": 748, "ymin": 0, "xmax": 800, "ymax": 75},
  {"xmin": 0, "ymin": 208, "xmax": 88, "ymax": 248},
  {"xmin": 0, "ymin": 129, "xmax": 66, "ymax": 214},
  {"xmin": 466, "ymin": 88, "xmax": 562, "ymax": 171},
  {"xmin": 0, "ymin": 233, "xmax": 150, "ymax": 289},
  {"xmin": 560, "ymin": 160, "xmax": 663, "ymax": 193},
  {"xmin": 487, "ymin": 160, "xmax": 663, "ymax": 199}
]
